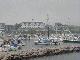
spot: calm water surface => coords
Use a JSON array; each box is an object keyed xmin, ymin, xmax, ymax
[{"xmin": 29, "ymin": 52, "xmax": 80, "ymax": 60}]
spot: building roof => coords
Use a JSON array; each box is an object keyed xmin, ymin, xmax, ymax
[{"xmin": 20, "ymin": 22, "xmax": 45, "ymax": 24}]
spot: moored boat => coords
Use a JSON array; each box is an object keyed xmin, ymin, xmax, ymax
[
  {"xmin": 63, "ymin": 35, "xmax": 80, "ymax": 43},
  {"xmin": 34, "ymin": 37, "xmax": 50, "ymax": 45},
  {"xmin": 63, "ymin": 39, "xmax": 80, "ymax": 43}
]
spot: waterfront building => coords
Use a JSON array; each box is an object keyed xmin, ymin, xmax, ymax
[
  {"xmin": 5, "ymin": 25, "xmax": 15, "ymax": 33},
  {"xmin": 20, "ymin": 22, "xmax": 45, "ymax": 29},
  {"xmin": 0, "ymin": 23, "xmax": 5, "ymax": 33},
  {"xmin": 19, "ymin": 22, "xmax": 46, "ymax": 34},
  {"xmin": 54, "ymin": 23, "xmax": 69, "ymax": 34}
]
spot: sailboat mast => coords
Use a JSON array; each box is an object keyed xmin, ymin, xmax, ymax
[
  {"xmin": 48, "ymin": 26, "xmax": 49, "ymax": 39},
  {"xmin": 46, "ymin": 14, "xmax": 49, "ymax": 39}
]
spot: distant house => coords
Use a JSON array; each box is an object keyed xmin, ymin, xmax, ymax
[
  {"xmin": 54, "ymin": 23, "xmax": 69, "ymax": 33},
  {"xmin": 0, "ymin": 23, "xmax": 5, "ymax": 33},
  {"xmin": 54, "ymin": 23, "xmax": 63, "ymax": 31},
  {"xmin": 5, "ymin": 25, "xmax": 15, "ymax": 33}
]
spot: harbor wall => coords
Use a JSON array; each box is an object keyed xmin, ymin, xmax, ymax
[{"xmin": 0, "ymin": 46, "xmax": 80, "ymax": 60}]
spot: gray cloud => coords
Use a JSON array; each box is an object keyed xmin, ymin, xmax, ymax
[{"xmin": 0, "ymin": 0, "xmax": 80, "ymax": 25}]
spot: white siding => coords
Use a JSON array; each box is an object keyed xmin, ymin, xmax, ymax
[{"xmin": 20, "ymin": 22, "xmax": 45, "ymax": 29}]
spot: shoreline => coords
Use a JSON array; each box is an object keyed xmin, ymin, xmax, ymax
[{"xmin": 0, "ymin": 45, "xmax": 80, "ymax": 60}]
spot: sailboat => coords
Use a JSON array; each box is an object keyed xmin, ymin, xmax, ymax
[
  {"xmin": 63, "ymin": 34, "xmax": 80, "ymax": 43},
  {"xmin": 62, "ymin": 26, "xmax": 80, "ymax": 43},
  {"xmin": 34, "ymin": 15, "xmax": 59, "ymax": 45}
]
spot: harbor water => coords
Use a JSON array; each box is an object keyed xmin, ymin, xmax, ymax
[{"xmin": 28, "ymin": 52, "xmax": 80, "ymax": 60}]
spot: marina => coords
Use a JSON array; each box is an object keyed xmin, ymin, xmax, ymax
[
  {"xmin": 0, "ymin": 24, "xmax": 80, "ymax": 60},
  {"xmin": 0, "ymin": 22, "xmax": 80, "ymax": 60},
  {"xmin": 0, "ymin": 0, "xmax": 80, "ymax": 60}
]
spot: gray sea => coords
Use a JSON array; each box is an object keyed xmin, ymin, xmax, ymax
[{"xmin": 29, "ymin": 52, "xmax": 80, "ymax": 60}]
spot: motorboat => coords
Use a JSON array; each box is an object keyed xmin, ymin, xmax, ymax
[{"xmin": 34, "ymin": 37, "xmax": 50, "ymax": 45}]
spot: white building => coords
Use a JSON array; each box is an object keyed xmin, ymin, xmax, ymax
[
  {"xmin": 0, "ymin": 23, "xmax": 5, "ymax": 33},
  {"xmin": 20, "ymin": 22, "xmax": 45, "ymax": 29}
]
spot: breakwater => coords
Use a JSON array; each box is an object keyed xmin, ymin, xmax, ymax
[{"xmin": 0, "ymin": 46, "xmax": 80, "ymax": 60}]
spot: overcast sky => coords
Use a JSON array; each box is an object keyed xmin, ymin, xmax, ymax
[{"xmin": 0, "ymin": 0, "xmax": 80, "ymax": 25}]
